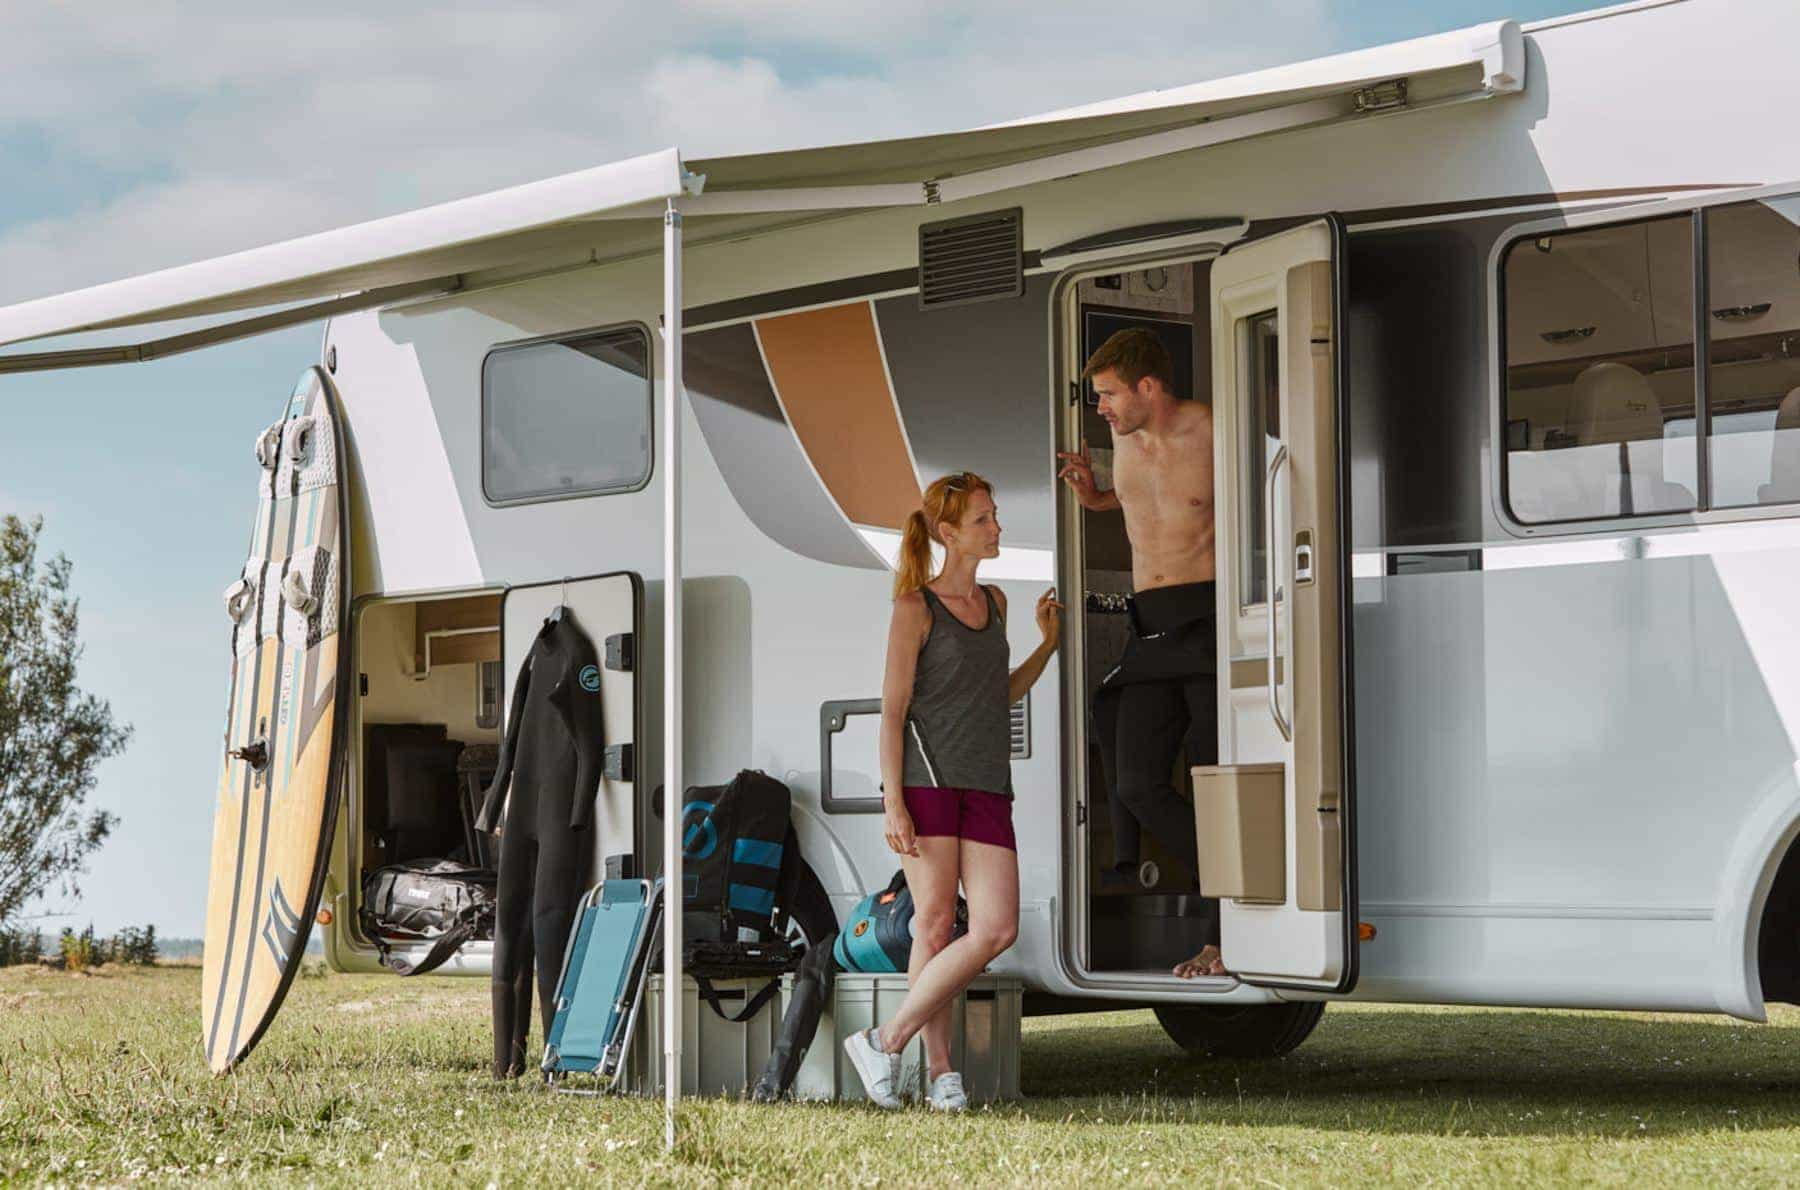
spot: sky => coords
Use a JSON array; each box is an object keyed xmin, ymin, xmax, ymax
[{"xmin": 0, "ymin": 0, "xmax": 1601, "ymax": 937}]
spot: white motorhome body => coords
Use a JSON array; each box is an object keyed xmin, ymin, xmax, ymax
[{"xmin": 7, "ymin": 0, "xmax": 1800, "ymax": 1071}]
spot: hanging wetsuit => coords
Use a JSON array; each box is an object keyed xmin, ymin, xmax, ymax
[
  {"xmin": 476, "ymin": 613, "xmax": 605, "ymax": 1079},
  {"xmin": 1091, "ymin": 582, "xmax": 1219, "ymax": 940}
]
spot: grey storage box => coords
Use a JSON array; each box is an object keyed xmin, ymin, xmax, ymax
[
  {"xmin": 780, "ymin": 972, "xmax": 1021, "ymax": 1103},
  {"xmin": 630, "ymin": 974, "xmax": 782, "ymax": 1097}
]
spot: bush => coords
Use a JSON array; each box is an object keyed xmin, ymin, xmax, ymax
[{"xmin": 0, "ymin": 925, "xmax": 44, "ymax": 967}]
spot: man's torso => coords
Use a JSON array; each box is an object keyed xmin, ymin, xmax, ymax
[{"xmin": 1110, "ymin": 401, "xmax": 1217, "ymax": 591}]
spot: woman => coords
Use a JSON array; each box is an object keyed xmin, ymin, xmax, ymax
[{"xmin": 843, "ymin": 472, "xmax": 1061, "ymax": 1111}]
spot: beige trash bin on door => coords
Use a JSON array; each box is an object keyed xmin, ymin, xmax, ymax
[{"xmin": 1191, "ymin": 763, "xmax": 1286, "ymax": 903}]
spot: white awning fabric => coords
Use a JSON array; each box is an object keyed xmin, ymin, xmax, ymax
[{"xmin": 0, "ymin": 19, "xmax": 1523, "ymax": 365}]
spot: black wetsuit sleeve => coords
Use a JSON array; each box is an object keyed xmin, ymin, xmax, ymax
[
  {"xmin": 550, "ymin": 629, "xmax": 605, "ymax": 830},
  {"xmin": 476, "ymin": 652, "xmax": 533, "ymax": 834}
]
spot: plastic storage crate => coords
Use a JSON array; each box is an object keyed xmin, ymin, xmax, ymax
[
  {"xmin": 779, "ymin": 972, "xmax": 1022, "ymax": 1103},
  {"xmin": 630, "ymin": 974, "xmax": 783, "ymax": 1097}
]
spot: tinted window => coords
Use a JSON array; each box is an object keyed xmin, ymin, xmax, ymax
[
  {"xmin": 482, "ymin": 328, "xmax": 651, "ymax": 504},
  {"xmin": 1704, "ymin": 196, "xmax": 1800, "ymax": 508},
  {"xmin": 1502, "ymin": 217, "xmax": 1697, "ymax": 523}
]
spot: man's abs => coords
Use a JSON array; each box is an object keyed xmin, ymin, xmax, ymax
[{"xmin": 1120, "ymin": 507, "xmax": 1215, "ymax": 590}]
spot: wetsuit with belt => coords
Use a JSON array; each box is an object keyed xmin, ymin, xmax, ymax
[
  {"xmin": 1091, "ymin": 581, "xmax": 1219, "ymax": 939},
  {"xmin": 477, "ymin": 613, "xmax": 605, "ymax": 1079}
]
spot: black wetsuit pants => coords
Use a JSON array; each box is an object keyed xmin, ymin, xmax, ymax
[
  {"xmin": 1093, "ymin": 581, "xmax": 1219, "ymax": 945},
  {"xmin": 491, "ymin": 809, "xmax": 587, "ymax": 1078}
]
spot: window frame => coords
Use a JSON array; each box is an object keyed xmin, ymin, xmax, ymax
[
  {"xmin": 479, "ymin": 321, "xmax": 656, "ymax": 508},
  {"xmin": 1489, "ymin": 182, "xmax": 1800, "ymax": 538}
]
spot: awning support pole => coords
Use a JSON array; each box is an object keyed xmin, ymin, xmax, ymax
[{"xmin": 660, "ymin": 198, "xmax": 684, "ymax": 1152}]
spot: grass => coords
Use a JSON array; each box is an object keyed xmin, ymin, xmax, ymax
[{"xmin": 1, "ymin": 963, "xmax": 1798, "ymax": 1185}]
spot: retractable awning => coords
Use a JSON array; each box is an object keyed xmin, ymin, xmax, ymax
[{"xmin": 0, "ymin": 18, "xmax": 1522, "ymax": 370}]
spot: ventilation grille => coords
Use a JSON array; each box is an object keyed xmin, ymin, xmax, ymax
[
  {"xmin": 918, "ymin": 208, "xmax": 1024, "ymax": 310},
  {"xmin": 1009, "ymin": 694, "xmax": 1031, "ymax": 760}
]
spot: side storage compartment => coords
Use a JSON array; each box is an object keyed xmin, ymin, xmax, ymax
[
  {"xmin": 631, "ymin": 975, "xmax": 782, "ymax": 1097},
  {"xmin": 782, "ymin": 973, "xmax": 1022, "ymax": 1103}
]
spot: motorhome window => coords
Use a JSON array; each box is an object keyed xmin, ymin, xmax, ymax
[
  {"xmin": 481, "ymin": 328, "xmax": 651, "ymax": 504},
  {"xmin": 1703, "ymin": 195, "xmax": 1800, "ymax": 509},
  {"xmin": 1240, "ymin": 310, "xmax": 1279, "ymax": 608},
  {"xmin": 1501, "ymin": 217, "xmax": 1697, "ymax": 523}
]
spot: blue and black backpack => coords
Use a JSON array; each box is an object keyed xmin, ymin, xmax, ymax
[
  {"xmin": 676, "ymin": 770, "xmax": 834, "ymax": 950},
  {"xmin": 833, "ymin": 869, "xmax": 968, "ymax": 973}
]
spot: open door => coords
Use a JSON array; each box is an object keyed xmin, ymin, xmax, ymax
[
  {"xmin": 1202, "ymin": 219, "xmax": 1356, "ymax": 991},
  {"xmin": 203, "ymin": 366, "xmax": 353, "ymax": 1071},
  {"xmin": 500, "ymin": 574, "xmax": 642, "ymax": 871}
]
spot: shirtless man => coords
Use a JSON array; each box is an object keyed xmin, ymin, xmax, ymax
[{"xmin": 1057, "ymin": 327, "xmax": 1224, "ymax": 979}]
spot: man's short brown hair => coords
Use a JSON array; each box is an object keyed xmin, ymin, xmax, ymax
[{"xmin": 1082, "ymin": 327, "xmax": 1175, "ymax": 393}]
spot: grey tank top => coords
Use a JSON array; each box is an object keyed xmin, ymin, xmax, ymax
[{"xmin": 901, "ymin": 586, "xmax": 1014, "ymax": 797}]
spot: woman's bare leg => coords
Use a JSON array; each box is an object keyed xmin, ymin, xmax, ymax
[
  {"xmin": 896, "ymin": 836, "xmax": 959, "ymax": 1079},
  {"xmin": 878, "ymin": 840, "xmax": 1018, "ymax": 1055}
]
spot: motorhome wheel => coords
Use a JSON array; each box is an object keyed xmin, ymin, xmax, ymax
[{"xmin": 1153, "ymin": 1001, "xmax": 1324, "ymax": 1059}]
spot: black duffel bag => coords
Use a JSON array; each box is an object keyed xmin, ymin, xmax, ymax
[{"xmin": 360, "ymin": 858, "xmax": 496, "ymax": 976}]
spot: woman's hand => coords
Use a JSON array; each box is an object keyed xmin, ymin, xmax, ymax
[
  {"xmin": 884, "ymin": 796, "xmax": 919, "ymax": 857},
  {"xmin": 1035, "ymin": 587, "xmax": 1064, "ymax": 649}
]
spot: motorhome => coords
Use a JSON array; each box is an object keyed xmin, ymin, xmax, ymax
[{"xmin": 6, "ymin": 0, "xmax": 1800, "ymax": 1077}]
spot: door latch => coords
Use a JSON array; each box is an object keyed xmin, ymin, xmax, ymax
[{"xmin": 1294, "ymin": 530, "xmax": 1315, "ymax": 586}]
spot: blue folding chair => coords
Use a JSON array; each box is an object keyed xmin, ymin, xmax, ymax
[{"xmin": 542, "ymin": 878, "xmax": 662, "ymax": 1092}]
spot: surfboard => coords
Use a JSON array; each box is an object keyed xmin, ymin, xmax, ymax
[{"xmin": 202, "ymin": 366, "xmax": 350, "ymax": 1074}]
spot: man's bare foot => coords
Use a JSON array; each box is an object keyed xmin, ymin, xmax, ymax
[{"xmin": 1172, "ymin": 945, "xmax": 1228, "ymax": 978}]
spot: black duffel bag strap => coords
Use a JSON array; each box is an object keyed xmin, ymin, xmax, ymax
[
  {"xmin": 775, "ymin": 824, "xmax": 838, "ymax": 946},
  {"xmin": 374, "ymin": 901, "xmax": 494, "ymax": 977},
  {"xmin": 695, "ymin": 974, "xmax": 783, "ymax": 1023}
]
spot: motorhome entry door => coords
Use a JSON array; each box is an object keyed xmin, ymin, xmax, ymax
[
  {"xmin": 500, "ymin": 573, "xmax": 642, "ymax": 874},
  {"xmin": 1205, "ymin": 219, "xmax": 1356, "ymax": 991}
]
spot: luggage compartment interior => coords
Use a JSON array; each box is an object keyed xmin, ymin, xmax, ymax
[
  {"xmin": 352, "ymin": 592, "xmax": 506, "ymax": 943},
  {"xmin": 1069, "ymin": 259, "xmax": 1223, "ymax": 975}
]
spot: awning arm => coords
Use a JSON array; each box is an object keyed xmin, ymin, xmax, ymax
[
  {"xmin": 0, "ymin": 277, "xmax": 457, "ymax": 376},
  {"xmin": 660, "ymin": 197, "xmax": 685, "ymax": 1150}
]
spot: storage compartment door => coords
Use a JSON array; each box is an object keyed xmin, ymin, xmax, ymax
[
  {"xmin": 202, "ymin": 366, "xmax": 353, "ymax": 1072},
  {"xmin": 1208, "ymin": 220, "xmax": 1356, "ymax": 991},
  {"xmin": 501, "ymin": 573, "xmax": 642, "ymax": 869}
]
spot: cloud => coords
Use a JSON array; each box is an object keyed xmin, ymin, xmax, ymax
[{"xmin": 0, "ymin": 1, "xmax": 1346, "ymax": 305}]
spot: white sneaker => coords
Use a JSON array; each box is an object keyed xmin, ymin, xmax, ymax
[
  {"xmin": 927, "ymin": 1071, "xmax": 968, "ymax": 1112},
  {"xmin": 843, "ymin": 1028, "xmax": 902, "ymax": 1109}
]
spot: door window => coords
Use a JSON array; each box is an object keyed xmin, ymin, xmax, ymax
[{"xmin": 1240, "ymin": 310, "xmax": 1280, "ymax": 609}]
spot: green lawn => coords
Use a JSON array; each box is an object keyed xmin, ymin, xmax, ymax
[{"xmin": 1, "ymin": 963, "xmax": 1797, "ymax": 1186}]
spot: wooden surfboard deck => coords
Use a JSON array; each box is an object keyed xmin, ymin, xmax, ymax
[{"xmin": 202, "ymin": 367, "xmax": 349, "ymax": 1074}]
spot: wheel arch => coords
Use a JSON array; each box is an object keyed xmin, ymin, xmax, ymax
[{"xmin": 1712, "ymin": 769, "xmax": 1800, "ymax": 1021}]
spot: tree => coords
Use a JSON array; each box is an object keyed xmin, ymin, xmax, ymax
[{"xmin": 0, "ymin": 515, "xmax": 130, "ymax": 926}]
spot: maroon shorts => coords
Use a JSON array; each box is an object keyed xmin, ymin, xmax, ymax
[{"xmin": 902, "ymin": 786, "xmax": 1016, "ymax": 851}]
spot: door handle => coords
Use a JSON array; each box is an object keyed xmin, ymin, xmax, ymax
[{"xmin": 1266, "ymin": 444, "xmax": 1291, "ymax": 742}]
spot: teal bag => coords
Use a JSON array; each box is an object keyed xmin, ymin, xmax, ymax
[{"xmin": 832, "ymin": 871, "xmax": 967, "ymax": 973}]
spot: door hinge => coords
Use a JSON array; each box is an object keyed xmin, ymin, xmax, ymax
[
  {"xmin": 605, "ymin": 632, "xmax": 635, "ymax": 672},
  {"xmin": 604, "ymin": 742, "xmax": 635, "ymax": 782}
]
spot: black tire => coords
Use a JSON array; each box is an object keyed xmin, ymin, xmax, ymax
[{"xmin": 1153, "ymin": 1000, "xmax": 1324, "ymax": 1059}]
